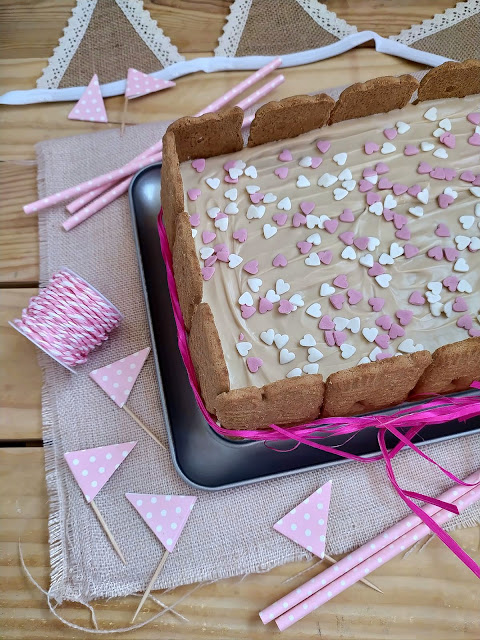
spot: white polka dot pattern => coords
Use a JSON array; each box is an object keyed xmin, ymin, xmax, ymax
[
  {"xmin": 125, "ymin": 68, "xmax": 175, "ymax": 99},
  {"xmin": 89, "ymin": 347, "xmax": 150, "ymax": 407},
  {"xmin": 67, "ymin": 74, "xmax": 108, "ymax": 124}
]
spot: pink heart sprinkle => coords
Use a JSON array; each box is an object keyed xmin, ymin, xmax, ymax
[
  {"xmin": 384, "ymin": 128, "xmax": 397, "ymax": 140},
  {"xmin": 444, "ymin": 247, "xmax": 459, "ymax": 262},
  {"xmin": 233, "ymin": 228, "xmax": 247, "ymax": 243},
  {"xmin": 376, "ymin": 315, "xmax": 393, "ymax": 330},
  {"xmin": 311, "ymin": 157, "xmax": 323, "ymax": 168},
  {"xmin": 365, "ymin": 142, "xmax": 380, "ymax": 155},
  {"xmin": 216, "ymin": 250, "xmax": 230, "ymax": 263},
  {"xmin": 316, "ymin": 140, "xmax": 331, "ymax": 154},
  {"xmin": 250, "ymin": 192, "xmax": 265, "ymax": 204},
  {"xmin": 278, "ymin": 299, "xmax": 295, "ymax": 314},
  {"xmin": 376, "ymin": 352, "xmax": 393, "ymax": 361},
  {"xmin": 469, "ymin": 328, "xmax": 480, "ymax": 337},
  {"xmin": 300, "ymin": 201, "xmax": 315, "ymax": 215},
  {"xmin": 393, "ymin": 183, "xmax": 408, "ymax": 195},
  {"xmin": 383, "ymin": 208, "xmax": 394, "ymax": 222},
  {"xmin": 278, "ymin": 149, "xmax": 292, "ymax": 162},
  {"xmin": 353, "ymin": 236, "xmax": 369, "ymax": 250},
  {"xmin": 329, "ymin": 294, "xmax": 345, "ymax": 310},
  {"xmin": 319, "ymin": 315, "xmax": 335, "ymax": 330},
  {"xmin": 467, "ymin": 112, "xmax": 480, "ymax": 125},
  {"xmin": 440, "ymin": 132, "xmax": 456, "ymax": 149},
  {"xmin": 191, "ymin": 158, "xmax": 206, "ymax": 172},
  {"xmin": 339, "ymin": 231, "xmax": 354, "ymax": 245},
  {"xmin": 324, "ymin": 331, "xmax": 336, "ymax": 347},
  {"xmin": 273, "ymin": 253, "xmax": 288, "ymax": 268},
  {"xmin": 368, "ymin": 263, "xmax": 385, "ymax": 277},
  {"xmin": 318, "ymin": 250, "xmax": 333, "ymax": 265},
  {"xmin": 407, "ymin": 184, "xmax": 421, "ymax": 197},
  {"xmin": 202, "ymin": 230, "xmax": 216, "ymax": 243},
  {"xmin": 202, "ymin": 266, "xmax": 215, "ymax": 280},
  {"xmin": 378, "ymin": 177, "xmax": 393, "ymax": 190},
  {"xmin": 292, "ymin": 213, "xmax": 307, "ymax": 227},
  {"xmin": 396, "ymin": 226, "xmax": 411, "ymax": 241},
  {"xmin": 324, "ymin": 219, "xmax": 339, "ymax": 234},
  {"xmin": 241, "ymin": 304, "xmax": 256, "ymax": 319},
  {"xmin": 430, "ymin": 167, "xmax": 446, "ymax": 180},
  {"xmin": 474, "ymin": 176, "xmax": 480, "ymax": 186},
  {"xmin": 366, "ymin": 192, "xmax": 381, "ymax": 205},
  {"xmin": 334, "ymin": 331, "xmax": 347, "ymax": 346},
  {"xmin": 457, "ymin": 315, "xmax": 473, "ymax": 331},
  {"xmin": 272, "ymin": 213, "xmax": 288, "ymax": 226},
  {"xmin": 468, "ymin": 133, "xmax": 480, "ymax": 146},
  {"xmin": 393, "ymin": 213, "xmax": 407, "ymax": 229},
  {"xmin": 444, "ymin": 168, "xmax": 457, "ymax": 181},
  {"xmin": 375, "ymin": 162, "xmax": 390, "ymax": 175},
  {"xmin": 443, "ymin": 276, "xmax": 459, "ymax": 292},
  {"xmin": 403, "ymin": 243, "xmax": 418, "ymax": 258},
  {"xmin": 460, "ymin": 170, "xmax": 476, "ymax": 183},
  {"xmin": 339, "ymin": 208, "xmax": 355, "ymax": 223},
  {"xmin": 404, "ymin": 144, "xmax": 419, "ymax": 156},
  {"xmin": 427, "ymin": 246, "xmax": 443, "ymax": 261},
  {"xmin": 274, "ymin": 166, "xmax": 289, "ymax": 179},
  {"xmin": 204, "ymin": 255, "xmax": 217, "ymax": 268},
  {"xmin": 214, "ymin": 242, "xmax": 228, "ymax": 253},
  {"xmin": 409, "ymin": 290, "xmax": 425, "ymax": 306},
  {"xmin": 224, "ymin": 175, "xmax": 238, "ymax": 184},
  {"xmin": 435, "ymin": 223, "xmax": 450, "ymax": 237},
  {"xmin": 189, "ymin": 214, "xmax": 200, "ymax": 227},
  {"xmin": 396, "ymin": 309, "xmax": 413, "ymax": 326},
  {"xmin": 453, "ymin": 296, "xmax": 468, "ymax": 312},
  {"xmin": 359, "ymin": 179, "xmax": 374, "ymax": 192},
  {"xmin": 375, "ymin": 334, "xmax": 390, "ymax": 349},
  {"xmin": 389, "ymin": 323, "xmax": 405, "ymax": 339},
  {"xmin": 243, "ymin": 260, "xmax": 258, "ymax": 275},
  {"xmin": 297, "ymin": 241, "xmax": 313, "ymax": 254},
  {"xmin": 417, "ymin": 162, "xmax": 432, "ymax": 175},
  {"xmin": 259, "ymin": 297, "xmax": 273, "ymax": 314},
  {"xmin": 247, "ymin": 357, "xmax": 263, "ymax": 373},
  {"xmin": 187, "ymin": 188, "xmax": 201, "ymax": 201},
  {"xmin": 333, "ymin": 274, "xmax": 348, "ymax": 289},
  {"xmin": 368, "ymin": 297, "xmax": 385, "ymax": 312},
  {"xmin": 223, "ymin": 160, "xmax": 236, "ymax": 171},
  {"xmin": 347, "ymin": 289, "xmax": 362, "ymax": 305},
  {"xmin": 363, "ymin": 168, "xmax": 376, "ymax": 178}
]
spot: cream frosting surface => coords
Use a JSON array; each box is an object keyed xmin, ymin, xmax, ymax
[{"xmin": 180, "ymin": 96, "xmax": 480, "ymax": 390}]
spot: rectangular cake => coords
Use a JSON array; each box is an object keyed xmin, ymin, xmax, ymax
[{"xmin": 162, "ymin": 60, "xmax": 480, "ymax": 430}]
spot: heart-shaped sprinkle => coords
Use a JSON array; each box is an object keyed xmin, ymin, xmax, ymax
[
  {"xmin": 404, "ymin": 144, "xmax": 419, "ymax": 156},
  {"xmin": 468, "ymin": 112, "xmax": 480, "ymax": 125},
  {"xmin": 324, "ymin": 331, "xmax": 336, "ymax": 347},
  {"xmin": 189, "ymin": 214, "xmax": 200, "ymax": 227},
  {"xmin": 303, "ymin": 363, "xmax": 319, "ymax": 374},
  {"xmin": 316, "ymin": 140, "xmax": 331, "ymax": 154},
  {"xmin": 389, "ymin": 323, "xmax": 405, "ymax": 339},
  {"xmin": 469, "ymin": 237, "xmax": 480, "ymax": 251},
  {"xmin": 320, "ymin": 283, "xmax": 335, "ymax": 296},
  {"xmin": 369, "ymin": 202, "xmax": 383, "ymax": 216},
  {"xmin": 459, "ymin": 216, "xmax": 475, "ymax": 230},
  {"xmin": 363, "ymin": 167, "xmax": 377, "ymax": 178},
  {"xmin": 444, "ymin": 247, "xmax": 459, "ymax": 262},
  {"xmin": 433, "ymin": 148, "xmax": 448, "ymax": 159},
  {"xmin": 277, "ymin": 197, "xmax": 291, "ymax": 211},
  {"xmin": 280, "ymin": 348, "xmax": 295, "ymax": 364},
  {"xmin": 307, "ymin": 232, "xmax": 321, "ymax": 245},
  {"xmin": 393, "ymin": 213, "xmax": 407, "ymax": 229},
  {"xmin": 375, "ymin": 334, "xmax": 390, "ymax": 349},
  {"xmin": 375, "ymin": 162, "xmax": 389, "ymax": 174},
  {"xmin": 259, "ymin": 297, "xmax": 274, "ymax": 314},
  {"xmin": 244, "ymin": 165, "xmax": 257, "ymax": 178},
  {"xmin": 455, "ymin": 235, "xmax": 471, "ymax": 250},
  {"xmin": 231, "ymin": 229, "xmax": 247, "ymax": 245},
  {"xmin": 299, "ymin": 201, "xmax": 315, "ymax": 215},
  {"xmin": 392, "ymin": 183, "xmax": 408, "ymax": 196},
  {"xmin": 383, "ymin": 208, "xmax": 394, "ymax": 222},
  {"xmin": 384, "ymin": 128, "xmax": 397, "ymax": 140},
  {"xmin": 323, "ymin": 219, "xmax": 339, "ymax": 234},
  {"xmin": 274, "ymin": 166, "xmax": 289, "ymax": 179},
  {"xmin": 250, "ymin": 192, "xmax": 264, "ymax": 204},
  {"xmin": 378, "ymin": 177, "xmax": 393, "ymax": 190},
  {"xmin": 381, "ymin": 142, "xmax": 396, "ymax": 154},
  {"xmin": 191, "ymin": 158, "xmax": 206, "ymax": 172},
  {"xmin": 305, "ymin": 252, "xmax": 321, "ymax": 266},
  {"xmin": 201, "ymin": 266, "xmax": 215, "ymax": 280},
  {"xmin": 424, "ymin": 107, "xmax": 437, "ymax": 121},
  {"xmin": 224, "ymin": 202, "xmax": 238, "ymax": 214},
  {"xmin": 396, "ymin": 121, "xmax": 410, "ymax": 134},
  {"xmin": 236, "ymin": 341, "xmax": 252, "ymax": 357},
  {"xmin": 368, "ymin": 297, "xmax": 385, "ymax": 312},
  {"xmin": 457, "ymin": 315, "xmax": 473, "ymax": 330},
  {"xmin": 340, "ymin": 344, "xmax": 356, "ymax": 359},
  {"xmin": 228, "ymin": 254, "xmax": 243, "ymax": 268},
  {"xmin": 454, "ymin": 258, "xmax": 469, "ymax": 272},
  {"xmin": 438, "ymin": 193, "xmax": 454, "ymax": 208},
  {"xmin": 319, "ymin": 315, "xmax": 335, "ymax": 330},
  {"xmin": 471, "ymin": 186, "xmax": 480, "ymax": 196},
  {"xmin": 339, "ymin": 208, "xmax": 354, "ymax": 223},
  {"xmin": 384, "ymin": 194, "xmax": 397, "ymax": 209},
  {"xmin": 396, "ymin": 309, "xmax": 413, "ymax": 326},
  {"xmin": 427, "ymin": 246, "xmax": 443, "ymax": 261},
  {"xmin": 396, "ymin": 227, "xmax": 411, "ymax": 241},
  {"xmin": 468, "ymin": 133, "xmax": 480, "ymax": 146},
  {"xmin": 417, "ymin": 162, "xmax": 432, "ymax": 175},
  {"xmin": 430, "ymin": 167, "xmax": 446, "ymax": 180},
  {"xmin": 334, "ymin": 331, "xmax": 347, "ymax": 347},
  {"xmin": 339, "ymin": 231, "xmax": 354, "ymax": 245},
  {"xmin": 333, "ymin": 152, "xmax": 347, "ymax": 166},
  {"xmin": 202, "ymin": 230, "xmax": 217, "ymax": 244},
  {"xmin": 329, "ymin": 294, "xmax": 345, "ymax": 310},
  {"xmin": 375, "ymin": 274, "xmax": 392, "ymax": 288},
  {"xmin": 408, "ymin": 206, "xmax": 424, "ymax": 218},
  {"xmin": 379, "ymin": 253, "xmax": 394, "ymax": 265},
  {"xmin": 440, "ymin": 132, "xmax": 456, "ymax": 149},
  {"xmin": 319, "ymin": 250, "xmax": 333, "ymax": 265},
  {"xmin": 409, "ymin": 291, "xmax": 425, "ymax": 306},
  {"xmin": 334, "ymin": 188, "xmax": 349, "ymax": 201},
  {"xmin": 460, "ymin": 170, "xmax": 476, "ymax": 183},
  {"xmin": 206, "ymin": 177, "xmax": 221, "ymax": 190},
  {"xmin": 292, "ymin": 213, "xmax": 306, "ymax": 228},
  {"xmin": 403, "ymin": 243, "xmax": 418, "ymax": 259},
  {"xmin": 247, "ymin": 278, "xmax": 262, "ymax": 293},
  {"xmin": 241, "ymin": 304, "xmax": 256, "ymax": 319},
  {"xmin": 366, "ymin": 192, "xmax": 381, "ymax": 205},
  {"xmin": 368, "ymin": 262, "xmax": 385, "ymax": 277},
  {"xmin": 333, "ymin": 274, "xmax": 348, "ymax": 289},
  {"xmin": 435, "ymin": 223, "xmax": 450, "ymax": 237},
  {"xmin": 297, "ymin": 241, "xmax": 313, "ymax": 255},
  {"xmin": 263, "ymin": 223, "xmax": 277, "ymax": 239},
  {"xmin": 187, "ymin": 188, "xmax": 201, "ymax": 201},
  {"xmin": 311, "ymin": 157, "xmax": 323, "ymax": 168},
  {"xmin": 273, "ymin": 254, "xmax": 288, "ymax": 268},
  {"xmin": 306, "ymin": 303, "xmax": 322, "ymax": 318},
  {"xmin": 225, "ymin": 188, "xmax": 238, "ymax": 201},
  {"xmin": 300, "ymin": 334, "xmax": 316, "ymax": 347},
  {"xmin": 359, "ymin": 254, "xmax": 374, "ymax": 268},
  {"xmin": 453, "ymin": 296, "xmax": 468, "ymax": 312},
  {"xmin": 299, "ymin": 156, "xmax": 312, "ymax": 168},
  {"xmin": 246, "ymin": 357, "xmax": 263, "ymax": 373},
  {"xmin": 376, "ymin": 315, "xmax": 393, "ymax": 330},
  {"xmin": 443, "ymin": 276, "xmax": 459, "ymax": 292},
  {"xmin": 359, "ymin": 179, "xmax": 374, "ymax": 192},
  {"xmin": 274, "ymin": 334, "xmax": 289, "ymax": 349},
  {"xmin": 243, "ymin": 260, "xmax": 258, "ymax": 275},
  {"xmin": 297, "ymin": 174, "xmax": 311, "ymax": 188},
  {"xmin": 278, "ymin": 149, "xmax": 292, "ymax": 162},
  {"xmin": 365, "ymin": 142, "xmax": 380, "ymax": 155},
  {"xmin": 347, "ymin": 289, "xmax": 362, "ymax": 305},
  {"xmin": 259, "ymin": 329, "xmax": 275, "ymax": 345},
  {"xmin": 353, "ymin": 236, "xmax": 369, "ymax": 251}
]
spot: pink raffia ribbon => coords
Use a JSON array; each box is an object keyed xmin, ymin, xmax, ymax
[{"xmin": 157, "ymin": 212, "xmax": 480, "ymax": 576}]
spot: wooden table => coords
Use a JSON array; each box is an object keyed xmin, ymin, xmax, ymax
[{"xmin": 1, "ymin": 1, "xmax": 479, "ymax": 637}]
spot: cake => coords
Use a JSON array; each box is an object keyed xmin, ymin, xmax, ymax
[{"xmin": 162, "ymin": 60, "xmax": 480, "ymax": 430}]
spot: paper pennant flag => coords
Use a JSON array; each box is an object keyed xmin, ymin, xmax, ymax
[
  {"xmin": 125, "ymin": 68, "xmax": 175, "ymax": 99},
  {"xmin": 65, "ymin": 441, "xmax": 136, "ymax": 503},
  {"xmin": 90, "ymin": 347, "xmax": 150, "ymax": 408},
  {"xmin": 68, "ymin": 74, "xmax": 108, "ymax": 123},
  {"xmin": 274, "ymin": 480, "xmax": 332, "ymax": 558},
  {"xmin": 126, "ymin": 493, "xmax": 197, "ymax": 552}
]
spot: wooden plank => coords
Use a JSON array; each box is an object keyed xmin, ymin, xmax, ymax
[
  {"xmin": 1, "ymin": 447, "xmax": 480, "ymax": 639},
  {"xmin": 0, "ymin": 289, "xmax": 42, "ymax": 441}
]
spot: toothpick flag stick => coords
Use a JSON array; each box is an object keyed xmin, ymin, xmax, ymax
[
  {"xmin": 64, "ymin": 441, "xmax": 136, "ymax": 563},
  {"xmin": 68, "ymin": 74, "xmax": 108, "ymax": 123},
  {"xmin": 126, "ymin": 493, "xmax": 197, "ymax": 622},
  {"xmin": 323, "ymin": 555, "xmax": 382, "ymax": 594},
  {"xmin": 120, "ymin": 69, "xmax": 175, "ymax": 135},
  {"xmin": 90, "ymin": 348, "xmax": 166, "ymax": 450}
]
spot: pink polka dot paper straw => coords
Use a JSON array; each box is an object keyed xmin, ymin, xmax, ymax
[
  {"xmin": 23, "ymin": 58, "xmax": 282, "ymax": 216},
  {"xmin": 235, "ymin": 74, "xmax": 284, "ymax": 111}
]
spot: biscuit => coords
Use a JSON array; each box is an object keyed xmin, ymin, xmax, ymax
[
  {"xmin": 417, "ymin": 60, "xmax": 480, "ymax": 101},
  {"xmin": 172, "ymin": 212, "xmax": 203, "ymax": 331},
  {"xmin": 189, "ymin": 303, "xmax": 230, "ymax": 413},
  {"xmin": 412, "ymin": 337, "xmax": 480, "ymax": 395},
  {"xmin": 248, "ymin": 94, "xmax": 334, "ymax": 147},
  {"xmin": 215, "ymin": 374, "xmax": 324, "ymax": 429},
  {"xmin": 161, "ymin": 131, "xmax": 186, "ymax": 247},
  {"xmin": 328, "ymin": 75, "xmax": 419, "ymax": 124},
  {"xmin": 322, "ymin": 351, "xmax": 432, "ymax": 417}
]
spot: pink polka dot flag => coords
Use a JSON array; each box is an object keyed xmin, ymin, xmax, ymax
[
  {"xmin": 64, "ymin": 441, "xmax": 136, "ymax": 503},
  {"xmin": 273, "ymin": 480, "xmax": 332, "ymax": 559},
  {"xmin": 125, "ymin": 68, "xmax": 175, "ymax": 100},
  {"xmin": 68, "ymin": 74, "xmax": 108, "ymax": 123},
  {"xmin": 90, "ymin": 347, "xmax": 150, "ymax": 408},
  {"xmin": 126, "ymin": 493, "xmax": 197, "ymax": 553}
]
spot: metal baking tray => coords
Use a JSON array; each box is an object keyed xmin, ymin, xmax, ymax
[{"xmin": 129, "ymin": 162, "xmax": 480, "ymax": 491}]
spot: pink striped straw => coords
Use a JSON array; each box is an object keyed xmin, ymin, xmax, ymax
[
  {"xmin": 275, "ymin": 472, "xmax": 480, "ymax": 631},
  {"xmin": 63, "ymin": 113, "xmax": 256, "ymax": 231},
  {"xmin": 260, "ymin": 468, "xmax": 480, "ymax": 625},
  {"xmin": 24, "ymin": 58, "xmax": 282, "ymax": 215}
]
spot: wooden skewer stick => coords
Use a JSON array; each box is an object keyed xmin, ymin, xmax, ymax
[
  {"xmin": 122, "ymin": 404, "xmax": 167, "ymax": 450},
  {"xmin": 90, "ymin": 499, "xmax": 126, "ymax": 564},
  {"xmin": 120, "ymin": 95, "xmax": 129, "ymax": 136},
  {"xmin": 131, "ymin": 549, "xmax": 170, "ymax": 623},
  {"xmin": 324, "ymin": 554, "xmax": 383, "ymax": 594}
]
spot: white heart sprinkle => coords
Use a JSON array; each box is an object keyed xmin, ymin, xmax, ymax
[
  {"xmin": 408, "ymin": 206, "xmax": 424, "ymax": 217},
  {"xmin": 215, "ymin": 216, "xmax": 228, "ymax": 231},
  {"xmin": 244, "ymin": 165, "xmax": 257, "ymax": 178},
  {"xmin": 359, "ymin": 254, "xmax": 374, "ymax": 268},
  {"xmin": 308, "ymin": 347, "xmax": 324, "ymax": 362},
  {"xmin": 430, "ymin": 302, "xmax": 444, "ymax": 317},
  {"xmin": 318, "ymin": 173, "xmax": 338, "ymax": 187},
  {"xmin": 274, "ymin": 333, "xmax": 289, "ymax": 349},
  {"xmin": 341, "ymin": 246, "xmax": 356, "ymax": 260},
  {"xmin": 238, "ymin": 291, "xmax": 253, "ymax": 306},
  {"xmin": 444, "ymin": 187, "xmax": 457, "ymax": 199},
  {"xmin": 454, "ymin": 258, "xmax": 469, "ymax": 272},
  {"xmin": 228, "ymin": 254, "xmax": 243, "ymax": 268},
  {"xmin": 362, "ymin": 327, "xmax": 378, "ymax": 342},
  {"xmin": 427, "ymin": 281, "xmax": 442, "ymax": 295},
  {"xmin": 439, "ymin": 118, "xmax": 451, "ymax": 131},
  {"xmin": 455, "ymin": 235, "xmax": 471, "ymax": 250},
  {"xmin": 297, "ymin": 174, "xmax": 311, "ymax": 188},
  {"xmin": 423, "ymin": 107, "xmax": 437, "ymax": 121},
  {"xmin": 369, "ymin": 346, "xmax": 382, "ymax": 361},
  {"xmin": 228, "ymin": 167, "xmax": 243, "ymax": 179},
  {"xmin": 299, "ymin": 156, "xmax": 312, "ymax": 168},
  {"xmin": 375, "ymin": 274, "xmax": 392, "ymax": 288},
  {"xmin": 433, "ymin": 148, "xmax": 448, "ymax": 159},
  {"xmin": 457, "ymin": 279, "xmax": 472, "ymax": 293},
  {"xmin": 367, "ymin": 237, "xmax": 380, "ymax": 251},
  {"xmin": 342, "ymin": 180, "xmax": 356, "ymax": 192},
  {"xmin": 420, "ymin": 141, "xmax": 434, "ymax": 151},
  {"xmin": 384, "ymin": 194, "xmax": 397, "ymax": 209},
  {"xmin": 260, "ymin": 329, "xmax": 275, "ymax": 345},
  {"xmin": 398, "ymin": 339, "xmax": 424, "ymax": 354},
  {"xmin": 206, "ymin": 177, "xmax": 220, "ymax": 189},
  {"xmin": 200, "ymin": 247, "xmax": 214, "ymax": 260},
  {"xmin": 300, "ymin": 334, "xmax": 316, "ymax": 347},
  {"xmin": 338, "ymin": 168, "xmax": 352, "ymax": 181},
  {"xmin": 333, "ymin": 316, "xmax": 349, "ymax": 331},
  {"xmin": 289, "ymin": 293, "xmax": 304, "ymax": 308},
  {"xmin": 358, "ymin": 356, "xmax": 371, "ymax": 365},
  {"xmin": 320, "ymin": 283, "xmax": 335, "ymax": 296},
  {"xmin": 426, "ymin": 292, "xmax": 440, "ymax": 303},
  {"xmin": 265, "ymin": 289, "xmax": 279, "ymax": 303},
  {"xmin": 340, "ymin": 344, "xmax": 356, "ymax": 359},
  {"xmin": 224, "ymin": 188, "xmax": 237, "ymax": 201},
  {"xmin": 365, "ymin": 174, "xmax": 378, "ymax": 184},
  {"xmin": 280, "ymin": 348, "xmax": 296, "ymax": 365},
  {"xmin": 246, "ymin": 185, "xmax": 260, "ymax": 194},
  {"xmin": 207, "ymin": 206, "xmax": 220, "ymax": 219},
  {"xmin": 263, "ymin": 192, "xmax": 277, "ymax": 203},
  {"xmin": 305, "ymin": 253, "xmax": 321, "ymax": 266},
  {"xmin": 263, "ymin": 223, "xmax": 277, "ymax": 239},
  {"xmin": 469, "ymin": 236, "xmax": 480, "ymax": 251},
  {"xmin": 470, "ymin": 187, "xmax": 480, "ymax": 198},
  {"xmin": 303, "ymin": 363, "xmax": 319, "ymax": 375},
  {"xmin": 334, "ymin": 188, "xmax": 349, "ymax": 201},
  {"xmin": 443, "ymin": 300, "xmax": 453, "ymax": 318},
  {"xmin": 307, "ymin": 232, "xmax": 321, "ymax": 246},
  {"xmin": 381, "ymin": 142, "xmax": 396, "ymax": 154},
  {"xmin": 191, "ymin": 228, "xmax": 197, "ymax": 238},
  {"xmin": 276, "ymin": 279, "xmax": 290, "ymax": 295},
  {"xmin": 277, "ymin": 197, "xmax": 292, "ymax": 210},
  {"xmin": 396, "ymin": 121, "xmax": 410, "ymax": 134},
  {"xmin": 286, "ymin": 368, "xmax": 302, "ymax": 378},
  {"xmin": 379, "ymin": 253, "xmax": 394, "ymax": 265},
  {"xmin": 306, "ymin": 215, "xmax": 321, "ymax": 229},
  {"xmin": 247, "ymin": 278, "xmax": 262, "ymax": 292},
  {"xmin": 389, "ymin": 242, "xmax": 404, "ymax": 258},
  {"xmin": 475, "ymin": 204, "xmax": 480, "ymax": 217},
  {"xmin": 369, "ymin": 202, "xmax": 383, "ymax": 216},
  {"xmin": 333, "ymin": 152, "xmax": 347, "ymax": 166},
  {"xmin": 460, "ymin": 216, "xmax": 475, "ymax": 230},
  {"xmin": 347, "ymin": 317, "xmax": 361, "ymax": 333},
  {"xmin": 433, "ymin": 127, "xmax": 446, "ymax": 138},
  {"xmin": 236, "ymin": 341, "xmax": 252, "ymax": 356},
  {"xmin": 306, "ymin": 303, "xmax": 322, "ymax": 318},
  {"xmin": 417, "ymin": 188, "xmax": 429, "ymax": 204},
  {"xmin": 247, "ymin": 204, "xmax": 265, "ymax": 219},
  {"xmin": 224, "ymin": 202, "xmax": 238, "ymax": 214}
]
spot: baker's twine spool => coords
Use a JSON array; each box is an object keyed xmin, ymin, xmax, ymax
[{"xmin": 12, "ymin": 270, "xmax": 122, "ymax": 368}]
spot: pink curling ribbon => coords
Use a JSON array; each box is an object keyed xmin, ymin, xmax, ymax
[{"xmin": 158, "ymin": 211, "xmax": 480, "ymax": 577}]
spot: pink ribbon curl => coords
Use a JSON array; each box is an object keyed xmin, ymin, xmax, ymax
[{"xmin": 158, "ymin": 212, "xmax": 480, "ymax": 578}]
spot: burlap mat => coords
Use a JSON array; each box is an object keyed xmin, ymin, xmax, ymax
[{"xmin": 36, "ymin": 79, "xmax": 480, "ymax": 604}]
